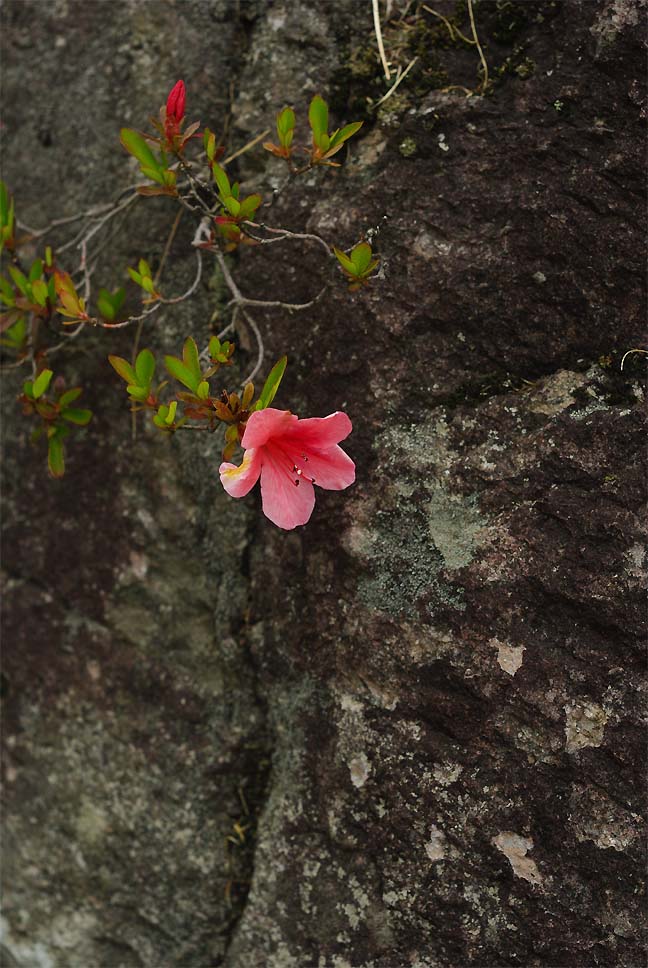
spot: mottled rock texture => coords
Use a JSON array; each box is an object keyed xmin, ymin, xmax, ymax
[{"xmin": 1, "ymin": 1, "xmax": 646, "ymax": 966}]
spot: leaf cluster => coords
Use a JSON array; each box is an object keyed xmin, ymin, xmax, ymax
[
  {"xmin": 97, "ymin": 286, "xmax": 126, "ymax": 322},
  {"xmin": 1, "ymin": 254, "xmax": 56, "ymax": 335},
  {"xmin": 108, "ymin": 348, "xmax": 158, "ymax": 404},
  {"xmin": 54, "ymin": 270, "xmax": 90, "ymax": 323},
  {"xmin": 264, "ymin": 97, "xmax": 362, "ymax": 169},
  {"xmin": 20, "ymin": 369, "xmax": 92, "ymax": 477},
  {"xmin": 211, "ymin": 163, "xmax": 262, "ymax": 250},
  {"xmin": 308, "ymin": 95, "xmax": 363, "ymax": 165},
  {"xmin": 333, "ymin": 241, "xmax": 380, "ymax": 290},
  {"xmin": 120, "ymin": 128, "xmax": 178, "ymax": 197},
  {"xmin": 128, "ymin": 259, "xmax": 160, "ymax": 302}
]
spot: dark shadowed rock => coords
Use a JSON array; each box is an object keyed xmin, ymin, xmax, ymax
[{"xmin": 1, "ymin": 1, "xmax": 646, "ymax": 966}]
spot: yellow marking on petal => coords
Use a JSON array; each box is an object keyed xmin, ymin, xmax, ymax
[{"xmin": 223, "ymin": 450, "xmax": 255, "ymax": 478}]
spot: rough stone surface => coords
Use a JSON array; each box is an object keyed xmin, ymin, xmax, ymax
[{"xmin": 1, "ymin": 1, "xmax": 646, "ymax": 967}]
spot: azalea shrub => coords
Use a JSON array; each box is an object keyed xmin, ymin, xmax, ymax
[{"xmin": 1, "ymin": 81, "xmax": 379, "ymax": 528}]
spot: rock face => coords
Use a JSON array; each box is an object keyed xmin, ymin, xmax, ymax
[{"xmin": 1, "ymin": 1, "xmax": 646, "ymax": 966}]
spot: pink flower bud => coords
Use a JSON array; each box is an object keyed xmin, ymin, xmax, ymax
[{"xmin": 166, "ymin": 80, "xmax": 186, "ymax": 124}]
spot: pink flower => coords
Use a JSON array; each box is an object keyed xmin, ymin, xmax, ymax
[
  {"xmin": 219, "ymin": 408, "xmax": 355, "ymax": 530},
  {"xmin": 166, "ymin": 80, "xmax": 186, "ymax": 124}
]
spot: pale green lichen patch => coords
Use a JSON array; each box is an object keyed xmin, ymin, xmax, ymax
[
  {"xmin": 355, "ymin": 416, "xmax": 489, "ymax": 614},
  {"xmin": 425, "ymin": 481, "xmax": 488, "ymax": 571}
]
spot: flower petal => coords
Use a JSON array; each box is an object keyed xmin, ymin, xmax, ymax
[
  {"xmin": 298, "ymin": 444, "xmax": 355, "ymax": 491},
  {"xmin": 219, "ymin": 447, "xmax": 262, "ymax": 498},
  {"xmin": 241, "ymin": 408, "xmax": 298, "ymax": 449},
  {"xmin": 260, "ymin": 451, "xmax": 315, "ymax": 530},
  {"xmin": 284, "ymin": 412, "xmax": 352, "ymax": 450}
]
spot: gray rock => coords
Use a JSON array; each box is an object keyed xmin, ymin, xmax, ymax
[{"xmin": 2, "ymin": 1, "xmax": 645, "ymax": 966}]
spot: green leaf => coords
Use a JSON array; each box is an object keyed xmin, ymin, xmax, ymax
[
  {"xmin": 48, "ymin": 435, "xmax": 65, "ymax": 478},
  {"xmin": 97, "ymin": 294, "xmax": 115, "ymax": 320},
  {"xmin": 127, "ymin": 385, "xmax": 149, "ymax": 400},
  {"xmin": 128, "ymin": 268, "xmax": 143, "ymax": 286},
  {"xmin": 112, "ymin": 288, "xmax": 126, "ymax": 313},
  {"xmin": 164, "ymin": 355, "xmax": 199, "ymax": 392},
  {"xmin": 196, "ymin": 380, "xmax": 210, "ymax": 400},
  {"xmin": 31, "ymin": 278, "xmax": 49, "ymax": 307},
  {"xmin": 23, "ymin": 380, "xmax": 34, "ymax": 398},
  {"xmin": 98, "ymin": 286, "xmax": 125, "ymax": 321},
  {"xmin": 224, "ymin": 196, "xmax": 241, "ymax": 217},
  {"xmin": 351, "ymin": 242, "xmax": 373, "ymax": 274},
  {"xmin": 8, "ymin": 266, "xmax": 28, "ymax": 296},
  {"xmin": 58, "ymin": 387, "xmax": 83, "ymax": 408},
  {"xmin": 140, "ymin": 165, "xmax": 166, "ymax": 186},
  {"xmin": 0, "ymin": 275, "xmax": 14, "ymax": 303},
  {"xmin": 28, "ymin": 259, "xmax": 43, "ymax": 283},
  {"xmin": 0, "ymin": 181, "xmax": 9, "ymax": 223},
  {"xmin": 239, "ymin": 194, "xmax": 262, "ymax": 220},
  {"xmin": 332, "ymin": 247, "xmax": 357, "ymax": 275},
  {"xmin": 135, "ymin": 348, "xmax": 155, "ymax": 388},
  {"xmin": 120, "ymin": 128, "xmax": 159, "ymax": 169},
  {"xmin": 255, "ymin": 355, "xmax": 287, "ymax": 410},
  {"xmin": 308, "ymin": 95, "xmax": 329, "ymax": 145},
  {"xmin": 208, "ymin": 335, "xmax": 221, "ymax": 358},
  {"xmin": 142, "ymin": 277, "xmax": 155, "ymax": 295},
  {"xmin": 61, "ymin": 407, "xmax": 92, "ymax": 425},
  {"xmin": 182, "ymin": 337, "xmax": 201, "ymax": 381},
  {"xmin": 108, "ymin": 354, "xmax": 137, "ymax": 384},
  {"xmin": 327, "ymin": 121, "xmax": 363, "ymax": 151},
  {"xmin": 32, "ymin": 368, "xmax": 53, "ymax": 399},
  {"xmin": 0, "ymin": 316, "xmax": 26, "ymax": 348},
  {"xmin": 166, "ymin": 400, "xmax": 177, "ymax": 424},
  {"xmin": 204, "ymin": 128, "xmax": 216, "ymax": 161},
  {"xmin": 212, "ymin": 163, "xmax": 231, "ymax": 199},
  {"xmin": 138, "ymin": 259, "xmax": 152, "ymax": 278},
  {"xmin": 277, "ymin": 106, "xmax": 295, "ymax": 148}
]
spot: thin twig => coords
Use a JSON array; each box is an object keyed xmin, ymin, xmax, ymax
[
  {"xmin": 80, "ymin": 192, "xmax": 140, "ymax": 249},
  {"xmin": 212, "ymin": 254, "xmax": 264, "ymax": 386},
  {"xmin": 94, "ymin": 249, "xmax": 203, "ymax": 330},
  {"xmin": 94, "ymin": 302, "xmax": 164, "ymax": 329},
  {"xmin": 0, "ymin": 356, "xmax": 30, "ymax": 371},
  {"xmin": 372, "ymin": 57, "xmax": 418, "ymax": 109},
  {"xmin": 132, "ymin": 208, "xmax": 184, "ymax": 364},
  {"xmin": 161, "ymin": 248, "xmax": 203, "ymax": 305},
  {"xmin": 620, "ymin": 348, "xmax": 648, "ymax": 370},
  {"xmin": 372, "ymin": 0, "xmax": 392, "ymax": 82},
  {"xmin": 214, "ymin": 250, "xmax": 242, "ymax": 301},
  {"xmin": 422, "ymin": 5, "xmax": 475, "ymax": 45},
  {"xmin": 15, "ymin": 183, "xmax": 142, "ymax": 239},
  {"xmin": 239, "ymin": 310, "xmax": 265, "ymax": 387},
  {"xmin": 229, "ymin": 287, "xmax": 326, "ymax": 313},
  {"xmin": 245, "ymin": 223, "xmax": 332, "ymax": 258},
  {"xmin": 223, "ymin": 129, "xmax": 271, "ymax": 166},
  {"xmin": 467, "ymin": 0, "xmax": 489, "ymax": 95}
]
